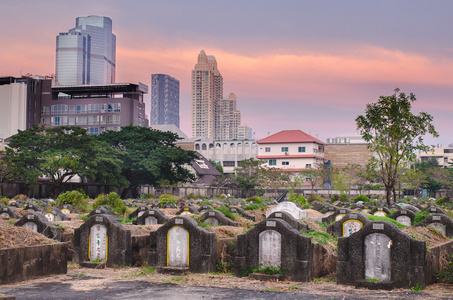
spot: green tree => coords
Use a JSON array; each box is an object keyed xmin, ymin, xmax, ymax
[
  {"xmin": 232, "ymin": 158, "xmax": 265, "ymax": 195},
  {"xmin": 356, "ymin": 88, "xmax": 438, "ymax": 206},
  {"xmin": 97, "ymin": 126, "xmax": 196, "ymax": 198},
  {"xmin": 2, "ymin": 125, "xmax": 125, "ymax": 197}
]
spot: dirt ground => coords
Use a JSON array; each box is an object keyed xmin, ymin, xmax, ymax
[{"xmin": 1, "ymin": 267, "xmax": 452, "ymax": 300}]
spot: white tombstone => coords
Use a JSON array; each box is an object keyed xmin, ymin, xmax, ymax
[
  {"xmin": 24, "ymin": 222, "xmax": 38, "ymax": 232},
  {"xmin": 1, "ymin": 212, "xmax": 9, "ymax": 218},
  {"xmin": 138, "ymin": 211, "xmax": 145, "ymax": 217},
  {"xmin": 89, "ymin": 224, "xmax": 108, "ymax": 261},
  {"xmin": 61, "ymin": 208, "xmax": 71, "ymax": 215},
  {"xmin": 45, "ymin": 213, "xmax": 55, "ymax": 222},
  {"xmin": 428, "ymin": 222, "xmax": 447, "ymax": 237},
  {"xmin": 205, "ymin": 217, "xmax": 219, "ymax": 226},
  {"xmin": 259, "ymin": 230, "xmax": 281, "ymax": 267},
  {"xmin": 396, "ymin": 215, "xmax": 411, "ymax": 226},
  {"xmin": 335, "ymin": 214, "xmax": 346, "ymax": 221},
  {"xmin": 325, "ymin": 211, "xmax": 335, "ymax": 217},
  {"xmin": 343, "ymin": 220, "xmax": 363, "ymax": 237},
  {"xmin": 167, "ymin": 226, "xmax": 189, "ymax": 267},
  {"xmin": 266, "ymin": 202, "xmax": 307, "ymax": 219},
  {"xmin": 373, "ymin": 211, "xmax": 386, "ymax": 217},
  {"xmin": 145, "ymin": 216, "xmax": 158, "ymax": 225},
  {"xmin": 365, "ymin": 233, "xmax": 391, "ymax": 281}
]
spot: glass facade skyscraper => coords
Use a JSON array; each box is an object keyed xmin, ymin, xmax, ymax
[
  {"xmin": 55, "ymin": 16, "xmax": 116, "ymax": 85},
  {"xmin": 150, "ymin": 74, "xmax": 180, "ymax": 128}
]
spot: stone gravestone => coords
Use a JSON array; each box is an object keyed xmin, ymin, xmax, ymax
[
  {"xmin": 266, "ymin": 201, "xmax": 308, "ymax": 219},
  {"xmin": 230, "ymin": 207, "xmax": 255, "ymax": 221},
  {"xmin": 370, "ymin": 207, "xmax": 391, "ymax": 217},
  {"xmin": 200, "ymin": 210, "xmax": 238, "ymax": 227},
  {"xmin": 0, "ymin": 206, "xmax": 21, "ymax": 219},
  {"xmin": 336, "ymin": 221, "xmax": 426, "ymax": 289},
  {"xmin": 59, "ymin": 204, "xmax": 79, "ymax": 215},
  {"xmin": 327, "ymin": 213, "xmax": 371, "ymax": 237},
  {"xmin": 198, "ymin": 204, "xmax": 215, "ymax": 213},
  {"xmin": 148, "ymin": 216, "xmax": 216, "ymax": 273},
  {"xmin": 73, "ymin": 214, "xmax": 131, "ymax": 267},
  {"xmin": 133, "ymin": 209, "xmax": 169, "ymax": 225},
  {"xmin": 129, "ymin": 206, "xmax": 151, "ymax": 219},
  {"xmin": 15, "ymin": 212, "xmax": 62, "ymax": 240},
  {"xmin": 416, "ymin": 214, "xmax": 453, "ymax": 238},
  {"xmin": 235, "ymin": 218, "xmax": 313, "ymax": 282},
  {"xmin": 43, "ymin": 207, "xmax": 71, "ymax": 222},
  {"xmin": 311, "ymin": 201, "xmax": 326, "ymax": 212},
  {"xmin": 390, "ymin": 209, "xmax": 415, "ymax": 227},
  {"xmin": 321, "ymin": 208, "xmax": 352, "ymax": 224},
  {"xmin": 176, "ymin": 204, "xmax": 200, "ymax": 215},
  {"xmin": 88, "ymin": 207, "xmax": 115, "ymax": 217},
  {"xmin": 24, "ymin": 202, "xmax": 43, "ymax": 213},
  {"xmin": 425, "ymin": 206, "xmax": 446, "ymax": 215},
  {"xmin": 267, "ymin": 211, "xmax": 309, "ymax": 232}
]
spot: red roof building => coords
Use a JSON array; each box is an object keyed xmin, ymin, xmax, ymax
[{"xmin": 256, "ymin": 130, "xmax": 325, "ymax": 172}]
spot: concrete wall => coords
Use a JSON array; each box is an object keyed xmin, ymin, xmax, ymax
[
  {"xmin": 324, "ymin": 143, "xmax": 373, "ymax": 169},
  {"xmin": 0, "ymin": 242, "xmax": 68, "ymax": 284},
  {"xmin": 425, "ymin": 240, "xmax": 453, "ymax": 285}
]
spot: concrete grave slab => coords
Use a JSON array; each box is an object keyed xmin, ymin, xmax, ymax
[
  {"xmin": 266, "ymin": 201, "xmax": 308, "ymax": 219},
  {"xmin": 267, "ymin": 211, "xmax": 309, "ymax": 232},
  {"xmin": 200, "ymin": 210, "xmax": 238, "ymax": 227},
  {"xmin": 133, "ymin": 208, "xmax": 169, "ymax": 225},
  {"xmin": 15, "ymin": 212, "xmax": 62, "ymax": 241},
  {"xmin": 416, "ymin": 214, "xmax": 453, "ymax": 238},
  {"xmin": 327, "ymin": 212, "xmax": 371, "ymax": 237}
]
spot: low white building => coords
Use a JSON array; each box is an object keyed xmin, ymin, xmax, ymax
[{"xmin": 256, "ymin": 130, "xmax": 326, "ymax": 172}]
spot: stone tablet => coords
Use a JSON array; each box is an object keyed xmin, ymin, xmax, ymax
[
  {"xmin": 145, "ymin": 216, "xmax": 158, "ymax": 225},
  {"xmin": 429, "ymin": 222, "xmax": 446, "ymax": 237},
  {"xmin": 24, "ymin": 222, "xmax": 38, "ymax": 232},
  {"xmin": 138, "ymin": 211, "xmax": 145, "ymax": 217},
  {"xmin": 373, "ymin": 211, "xmax": 386, "ymax": 217},
  {"xmin": 167, "ymin": 226, "xmax": 189, "ymax": 267},
  {"xmin": 335, "ymin": 214, "xmax": 346, "ymax": 222},
  {"xmin": 396, "ymin": 215, "xmax": 411, "ymax": 226},
  {"xmin": 365, "ymin": 233, "xmax": 391, "ymax": 281},
  {"xmin": 61, "ymin": 208, "xmax": 71, "ymax": 215},
  {"xmin": 343, "ymin": 220, "xmax": 363, "ymax": 237},
  {"xmin": 45, "ymin": 212, "xmax": 55, "ymax": 222},
  {"xmin": 205, "ymin": 217, "xmax": 219, "ymax": 226},
  {"xmin": 259, "ymin": 230, "xmax": 281, "ymax": 268},
  {"xmin": 1, "ymin": 212, "xmax": 9, "ymax": 218},
  {"xmin": 89, "ymin": 224, "xmax": 107, "ymax": 261}
]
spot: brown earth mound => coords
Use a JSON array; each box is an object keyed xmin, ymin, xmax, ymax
[
  {"xmin": 402, "ymin": 226, "xmax": 450, "ymax": 248},
  {"xmin": 0, "ymin": 218, "xmax": 55, "ymax": 249}
]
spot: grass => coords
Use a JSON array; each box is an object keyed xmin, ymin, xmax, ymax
[
  {"xmin": 304, "ymin": 231, "xmax": 336, "ymax": 245},
  {"xmin": 367, "ymin": 215, "xmax": 407, "ymax": 229},
  {"xmin": 367, "ymin": 278, "xmax": 379, "ymax": 282}
]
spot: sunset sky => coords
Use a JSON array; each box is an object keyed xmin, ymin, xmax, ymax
[{"xmin": 1, "ymin": 0, "xmax": 452, "ymax": 146}]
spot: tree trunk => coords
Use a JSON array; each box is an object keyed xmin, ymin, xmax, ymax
[{"xmin": 385, "ymin": 184, "xmax": 392, "ymax": 207}]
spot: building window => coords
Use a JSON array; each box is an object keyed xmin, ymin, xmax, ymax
[
  {"xmin": 298, "ymin": 147, "xmax": 306, "ymax": 153},
  {"xmin": 269, "ymin": 159, "xmax": 277, "ymax": 166},
  {"xmin": 265, "ymin": 147, "xmax": 271, "ymax": 152},
  {"xmin": 88, "ymin": 104, "xmax": 100, "ymax": 113},
  {"xmin": 107, "ymin": 126, "xmax": 120, "ymax": 131},
  {"xmin": 281, "ymin": 147, "xmax": 288, "ymax": 152},
  {"xmin": 88, "ymin": 115, "xmax": 99, "ymax": 125},
  {"xmin": 51, "ymin": 116, "xmax": 67, "ymax": 126},
  {"xmin": 100, "ymin": 127, "xmax": 106, "ymax": 134},
  {"xmin": 76, "ymin": 116, "xmax": 87, "ymax": 125},
  {"xmin": 108, "ymin": 103, "xmax": 121, "ymax": 113},
  {"xmin": 444, "ymin": 149, "xmax": 453, "ymax": 153},
  {"xmin": 69, "ymin": 105, "xmax": 75, "ymax": 114},
  {"xmin": 88, "ymin": 127, "xmax": 99, "ymax": 136},
  {"xmin": 51, "ymin": 104, "xmax": 68, "ymax": 114},
  {"xmin": 223, "ymin": 161, "xmax": 235, "ymax": 167},
  {"xmin": 68, "ymin": 116, "xmax": 75, "ymax": 126},
  {"xmin": 76, "ymin": 105, "xmax": 87, "ymax": 114},
  {"xmin": 100, "ymin": 115, "xmax": 106, "ymax": 124},
  {"xmin": 107, "ymin": 115, "xmax": 120, "ymax": 124},
  {"xmin": 282, "ymin": 161, "xmax": 289, "ymax": 166},
  {"xmin": 101, "ymin": 104, "xmax": 107, "ymax": 113},
  {"xmin": 41, "ymin": 106, "xmax": 50, "ymax": 115},
  {"xmin": 306, "ymin": 164, "xmax": 312, "ymax": 168}
]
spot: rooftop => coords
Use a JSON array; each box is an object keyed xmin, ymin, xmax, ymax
[{"xmin": 257, "ymin": 130, "xmax": 325, "ymax": 145}]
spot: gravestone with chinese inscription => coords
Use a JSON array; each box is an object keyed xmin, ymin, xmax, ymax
[
  {"xmin": 415, "ymin": 214, "xmax": 453, "ymax": 238},
  {"xmin": 148, "ymin": 216, "xmax": 216, "ymax": 273},
  {"xmin": 73, "ymin": 214, "xmax": 131, "ymax": 267},
  {"xmin": 0, "ymin": 206, "xmax": 21, "ymax": 219},
  {"xmin": 15, "ymin": 212, "xmax": 62, "ymax": 240},
  {"xmin": 230, "ymin": 206, "xmax": 255, "ymax": 221},
  {"xmin": 176, "ymin": 203, "xmax": 200, "ymax": 215},
  {"xmin": 235, "ymin": 218, "xmax": 313, "ymax": 282},
  {"xmin": 43, "ymin": 207, "xmax": 71, "ymax": 222},
  {"xmin": 200, "ymin": 210, "xmax": 238, "ymax": 227},
  {"xmin": 321, "ymin": 208, "xmax": 352, "ymax": 224},
  {"xmin": 337, "ymin": 221, "xmax": 426, "ymax": 289},
  {"xmin": 266, "ymin": 201, "xmax": 308, "ymax": 219},
  {"xmin": 327, "ymin": 212, "xmax": 371, "ymax": 237},
  {"xmin": 370, "ymin": 207, "xmax": 391, "ymax": 217},
  {"xmin": 59, "ymin": 204, "xmax": 79, "ymax": 215},
  {"xmin": 133, "ymin": 208, "xmax": 170, "ymax": 225},
  {"xmin": 390, "ymin": 209, "xmax": 415, "ymax": 227},
  {"xmin": 267, "ymin": 211, "xmax": 309, "ymax": 232}
]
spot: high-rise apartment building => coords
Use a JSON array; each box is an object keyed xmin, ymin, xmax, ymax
[
  {"xmin": 191, "ymin": 50, "xmax": 223, "ymax": 139},
  {"xmin": 150, "ymin": 74, "xmax": 180, "ymax": 128},
  {"xmin": 56, "ymin": 16, "xmax": 116, "ymax": 85},
  {"xmin": 217, "ymin": 93, "xmax": 241, "ymax": 140}
]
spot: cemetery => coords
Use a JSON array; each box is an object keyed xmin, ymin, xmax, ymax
[{"xmin": 1, "ymin": 191, "xmax": 453, "ymax": 296}]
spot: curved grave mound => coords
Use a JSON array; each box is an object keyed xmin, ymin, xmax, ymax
[
  {"xmin": 59, "ymin": 204, "xmax": 80, "ymax": 215},
  {"xmin": 230, "ymin": 207, "xmax": 255, "ymax": 221},
  {"xmin": 15, "ymin": 212, "xmax": 62, "ymax": 241},
  {"xmin": 389, "ymin": 209, "xmax": 415, "ymax": 227},
  {"xmin": 327, "ymin": 212, "xmax": 371, "ymax": 237},
  {"xmin": 370, "ymin": 207, "xmax": 391, "ymax": 217},
  {"xmin": 42, "ymin": 207, "xmax": 71, "ymax": 222},
  {"xmin": 267, "ymin": 211, "xmax": 308, "ymax": 232},
  {"xmin": 176, "ymin": 204, "xmax": 199, "ymax": 215},
  {"xmin": 129, "ymin": 206, "xmax": 152, "ymax": 219},
  {"xmin": 200, "ymin": 210, "xmax": 238, "ymax": 227},
  {"xmin": 266, "ymin": 201, "xmax": 307, "ymax": 219},
  {"xmin": 133, "ymin": 209, "xmax": 169, "ymax": 225},
  {"xmin": 415, "ymin": 214, "xmax": 453, "ymax": 238},
  {"xmin": 0, "ymin": 206, "xmax": 21, "ymax": 219}
]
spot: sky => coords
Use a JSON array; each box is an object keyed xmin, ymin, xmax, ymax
[{"xmin": 1, "ymin": 0, "xmax": 452, "ymax": 146}]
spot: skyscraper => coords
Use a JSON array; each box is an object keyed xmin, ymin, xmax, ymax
[
  {"xmin": 217, "ymin": 93, "xmax": 241, "ymax": 140},
  {"xmin": 191, "ymin": 50, "xmax": 223, "ymax": 139},
  {"xmin": 55, "ymin": 16, "xmax": 116, "ymax": 85},
  {"xmin": 150, "ymin": 74, "xmax": 180, "ymax": 128}
]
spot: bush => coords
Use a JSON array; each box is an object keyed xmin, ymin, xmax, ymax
[
  {"xmin": 1, "ymin": 197, "xmax": 9, "ymax": 205},
  {"xmin": 289, "ymin": 193, "xmax": 306, "ymax": 206},
  {"xmin": 339, "ymin": 193, "xmax": 348, "ymax": 202},
  {"xmin": 13, "ymin": 194, "xmax": 28, "ymax": 201},
  {"xmin": 246, "ymin": 196, "xmax": 263, "ymax": 204},
  {"xmin": 186, "ymin": 193, "xmax": 197, "ymax": 200},
  {"xmin": 158, "ymin": 194, "xmax": 179, "ymax": 207},
  {"xmin": 214, "ymin": 194, "xmax": 227, "ymax": 199},
  {"xmin": 436, "ymin": 254, "xmax": 453, "ymax": 283},
  {"xmin": 215, "ymin": 206, "xmax": 235, "ymax": 221},
  {"xmin": 354, "ymin": 195, "xmax": 370, "ymax": 203},
  {"xmin": 243, "ymin": 203, "xmax": 260, "ymax": 211},
  {"xmin": 308, "ymin": 194, "xmax": 324, "ymax": 203},
  {"xmin": 330, "ymin": 194, "xmax": 339, "ymax": 201},
  {"xmin": 56, "ymin": 190, "xmax": 88, "ymax": 212},
  {"xmin": 139, "ymin": 193, "xmax": 155, "ymax": 200},
  {"xmin": 414, "ymin": 211, "xmax": 430, "ymax": 224},
  {"xmin": 93, "ymin": 192, "xmax": 126, "ymax": 215},
  {"xmin": 436, "ymin": 196, "xmax": 449, "ymax": 206}
]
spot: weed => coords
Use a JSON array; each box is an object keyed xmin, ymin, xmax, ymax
[
  {"xmin": 411, "ymin": 284, "xmax": 422, "ymax": 292},
  {"xmin": 288, "ymin": 286, "xmax": 299, "ymax": 290},
  {"xmin": 436, "ymin": 254, "xmax": 453, "ymax": 283},
  {"xmin": 91, "ymin": 258, "xmax": 103, "ymax": 263},
  {"xmin": 172, "ymin": 276, "xmax": 184, "ymax": 282},
  {"xmin": 367, "ymin": 278, "xmax": 379, "ymax": 282}
]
